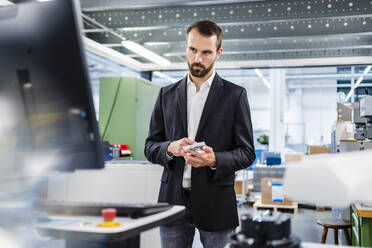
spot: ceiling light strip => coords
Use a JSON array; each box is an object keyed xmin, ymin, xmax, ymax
[
  {"xmin": 254, "ymin": 68, "xmax": 271, "ymax": 89},
  {"xmin": 121, "ymin": 41, "xmax": 171, "ymax": 67},
  {"xmin": 345, "ymin": 65, "xmax": 372, "ymax": 101}
]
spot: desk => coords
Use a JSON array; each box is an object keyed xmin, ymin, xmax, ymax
[
  {"xmin": 37, "ymin": 206, "xmax": 184, "ymax": 248},
  {"xmin": 351, "ymin": 203, "xmax": 372, "ymax": 247},
  {"xmin": 352, "ymin": 203, "xmax": 372, "ymax": 218},
  {"xmin": 47, "ymin": 162, "xmax": 164, "ymax": 248}
]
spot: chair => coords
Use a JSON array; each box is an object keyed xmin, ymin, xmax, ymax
[{"xmin": 317, "ymin": 218, "xmax": 352, "ymax": 245}]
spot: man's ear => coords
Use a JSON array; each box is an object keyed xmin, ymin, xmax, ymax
[{"xmin": 216, "ymin": 47, "xmax": 223, "ymax": 60}]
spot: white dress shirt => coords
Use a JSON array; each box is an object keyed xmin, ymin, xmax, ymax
[{"xmin": 182, "ymin": 71, "xmax": 216, "ymax": 189}]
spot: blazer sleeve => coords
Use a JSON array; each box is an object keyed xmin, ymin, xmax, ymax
[
  {"xmin": 213, "ymin": 88, "xmax": 256, "ymax": 180},
  {"xmin": 144, "ymin": 88, "xmax": 172, "ymax": 168}
]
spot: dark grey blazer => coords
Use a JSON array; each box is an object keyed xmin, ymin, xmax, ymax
[{"xmin": 145, "ymin": 73, "xmax": 255, "ymax": 231}]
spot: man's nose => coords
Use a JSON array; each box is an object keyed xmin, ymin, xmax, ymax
[{"xmin": 194, "ymin": 53, "xmax": 203, "ymax": 63}]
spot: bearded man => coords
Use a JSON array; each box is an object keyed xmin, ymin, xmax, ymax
[{"xmin": 145, "ymin": 20, "xmax": 255, "ymax": 248}]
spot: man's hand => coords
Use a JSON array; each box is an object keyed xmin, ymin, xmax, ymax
[
  {"xmin": 184, "ymin": 145, "xmax": 216, "ymax": 168},
  {"xmin": 167, "ymin": 138, "xmax": 195, "ymax": 157}
]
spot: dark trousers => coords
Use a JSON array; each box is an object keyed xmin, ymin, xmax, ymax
[{"xmin": 160, "ymin": 189, "xmax": 234, "ymax": 248}]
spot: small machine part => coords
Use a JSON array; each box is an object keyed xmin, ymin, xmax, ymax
[
  {"xmin": 355, "ymin": 126, "xmax": 366, "ymax": 140},
  {"xmin": 359, "ymin": 96, "xmax": 372, "ymax": 139},
  {"xmin": 365, "ymin": 124, "xmax": 372, "ymax": 139},
  {"xmin": 225, "ymin": 211, "xmax": 301, "ymax": 248},
  {"xmin": 337, "ymin": 102, "xmax": 358, "ymax": 122},
  {"xmin": 352, "ymin": 102, "xmax": 367, "ymax": 140},
  {"xmin": 360, "ymin": 96, "xmax": 372, "ymax": 117},
  {"xmin": 96, "ymin": 208, "xmax": 121, "ymax": 227},
  {"xmin": 183, "ymin": 142, "xmax": 206, "ymax": 152}
]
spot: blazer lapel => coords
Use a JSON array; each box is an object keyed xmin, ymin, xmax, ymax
[
  {"xmin": 176, "ymin": 77, "xmax": 188, "ymax": 136},
  {"xmin": 195, "ymin": 73, "xmax": 224, "ymax": 139}
]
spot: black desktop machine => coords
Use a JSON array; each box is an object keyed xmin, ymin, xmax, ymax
[
  {"xmin": 226, "ymin": 211, "xmax": 301, "ymax": 248},
  {"xmin": 0, "ymin": 0, "xmax": 104, "ymax": 172}
]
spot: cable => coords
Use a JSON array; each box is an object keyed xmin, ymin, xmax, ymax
[{"xmin": 101, "ymin": 77, "xmax": 122, "ymax": 139}]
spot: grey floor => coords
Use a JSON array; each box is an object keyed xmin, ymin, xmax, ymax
[{"xmin": 192, "ymin": 205, "xmax": 340, "ymax": 247}]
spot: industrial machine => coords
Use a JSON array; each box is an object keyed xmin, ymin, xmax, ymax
[
  {"xmin": 352, "ymin": 102, "xmax": 367, "ymax": 140},
  {"xmin": 359, "ymin": 95, "xmax": 372, "ymax": 139},
  {"xmin": 226, "ymin": 211, "xmax": 301, "ymax": 248}
]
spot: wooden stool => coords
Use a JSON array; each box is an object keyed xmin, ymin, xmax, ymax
[{"xmin": 317, "ymin": 218, "xmax": 352, "ymax": 245}]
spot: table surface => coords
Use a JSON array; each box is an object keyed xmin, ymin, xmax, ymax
[
  {"xmin": 37, "ymin": 206, "xmax": 185, "ymax": 235},
  {"xmin": 353, "ymin": 203, "xmax": 372, "ymax": 218}
]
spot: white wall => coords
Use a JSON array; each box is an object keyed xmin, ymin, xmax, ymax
[
  {"xmin": 246, "ymin": 80, "xmax": 271, "ymax": 131},
  {"xmin": 286, "ymin": 67, "xmax": 338, "ymax": 145},
  {"xmin": 301, "ymin": 86, "xmax": 337, "ymax": 144},
  {"xmin": 226, "ymin": 77, "xmax": 270, "ymax": 131},
  {"xmin": 284, "ymin": 88, "xmax": 303, "ymax": 145}
]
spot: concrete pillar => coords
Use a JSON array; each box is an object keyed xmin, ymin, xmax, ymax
[{"xmin": 269, "ymin": 69, "xmax": 286, "ymax": 153}]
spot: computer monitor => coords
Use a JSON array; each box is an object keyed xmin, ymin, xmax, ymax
[{"xmin": 0, "ymin": 0, "xmax": 104, "ymax": 171}]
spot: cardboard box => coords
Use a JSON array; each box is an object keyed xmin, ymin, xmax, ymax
[
  {"xmin": 234, "ymin": 180, "xmax": 244, "ymax": 195},
  {"xmin": 308, "ymin": 146, "xmax": 331, "ymax": 155},
  {"xmin": 284, "ymin": 153, "xmax": 303, "ymax": 163},
  {"xmin": 235, "ymin": 179, "xmax": 247, "ymax": 195},
  {"xmin": 261, "ymin": 178, "xmax": 293, "ymax": 206},
  {"xmin": 234, "ymin": 180, "xmax": 253, "ymax": 196}
]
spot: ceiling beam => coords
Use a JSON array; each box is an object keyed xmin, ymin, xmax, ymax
[
  {"xmin": 82, "ymin": 0, "xmax": 372, "ymax": 27},
  {"xmin": 81, "ymin": 0, "xmax": 264, "ymax": 11},
  {"xmin": 85, "ymin": 16, "xmax": 372, "ymax": 44}
]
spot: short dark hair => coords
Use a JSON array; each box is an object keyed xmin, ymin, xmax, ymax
[{"xmin": 186, "ymin": 20, "xmax": 223, "ymax": 50}]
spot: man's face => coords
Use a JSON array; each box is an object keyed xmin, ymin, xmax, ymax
[{"xmin": 186, "ymin": 28, "xmax": 222, "ymax": 78}]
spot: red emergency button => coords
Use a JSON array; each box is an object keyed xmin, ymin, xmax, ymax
[{"xmin": 102, "ymin": 208, "xmax": 117, "ymax": 222}]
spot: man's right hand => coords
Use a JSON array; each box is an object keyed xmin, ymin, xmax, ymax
[{"xmin": 167, "ymin": 138, "xmax": 195, "ymax": 157}]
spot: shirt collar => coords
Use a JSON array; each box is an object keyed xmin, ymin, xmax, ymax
[{"xmin": 187, "ymin": 70, "xmax": 216, "ymax": 88}]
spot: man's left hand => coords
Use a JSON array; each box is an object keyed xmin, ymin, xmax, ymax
[{"xmin": 184, "ymin": 145, "xmax": 216, "ymax": 168}]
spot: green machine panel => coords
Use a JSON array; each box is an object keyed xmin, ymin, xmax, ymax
[
  {"xmin": 135, "ymin": 78, "xmax": 161, "ymax": 160},
  {"xmin": 99, "ymin": 77, "xmax": 160, "ymax": 160},
  {"xmin": 351, "ymin": 206, "xmax": 372, "ymax": 247}
]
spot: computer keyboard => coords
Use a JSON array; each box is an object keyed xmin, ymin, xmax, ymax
[{"xmin": 35, "ymin": 200, "xmax": 172, "ymax": 218}]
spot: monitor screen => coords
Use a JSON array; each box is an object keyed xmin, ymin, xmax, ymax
[{"xmin": 0, "ymin": 0, "xmax": 104, "ymax": 171}]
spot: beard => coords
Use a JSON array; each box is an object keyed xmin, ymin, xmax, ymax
[{"xmin": 188, "ymin": 62, "xmax": 214, "ymax": 78}]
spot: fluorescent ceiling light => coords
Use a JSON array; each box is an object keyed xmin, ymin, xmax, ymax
[
  {"xmin": 254, "ymin": 68, "xmax": 263, "ymax": 78},
  {"xmin": 84, "ymin": 37, "xmax": 143, "ymax": 71},
  {"xmin": 254, "ymin": 68, "xmax": 271, "ymax": 89},
  {"xmin": 0, "ymin": 0, "xmax": 14, "ymax": 6},
  {"xmin": 153, "ymin": 71, "xmax": 177, "ymax": 83},
  {"xmin": 121, "ymin": 41, "xmax": 171, "ymax": 67},
  {"xmin": 345, "ymin": 65, "xmax": 372, "ymax": 101}
]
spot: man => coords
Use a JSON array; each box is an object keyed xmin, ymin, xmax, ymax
[{"xmin": 145, "ymin": 20, "xmax": 255, "ymax": 248}]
